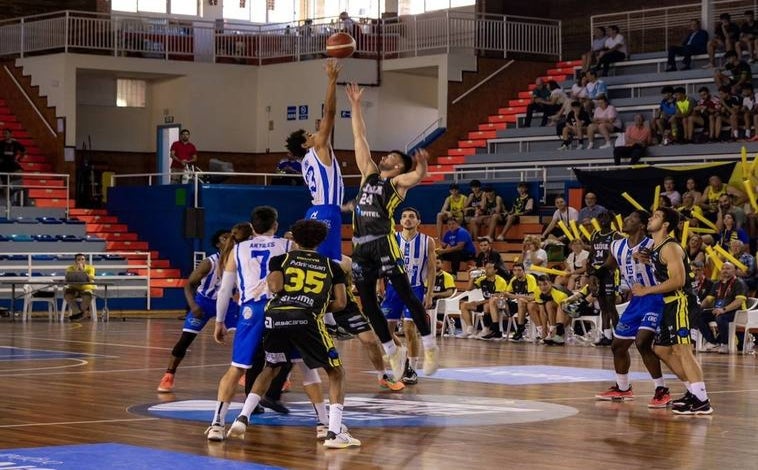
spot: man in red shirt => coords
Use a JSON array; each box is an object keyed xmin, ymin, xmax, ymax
[{"xmin": 170, "ymin": 129, "xmax": 197, "ymax": 182}]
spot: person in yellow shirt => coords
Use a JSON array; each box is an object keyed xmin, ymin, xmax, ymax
[
  {"xmin": 535, "ymin": 275, "xmax": 571, "ymax": 345},
  {"xmin": 63, "ymin": 253, "xmax": 95, "ymax": 321},
  {"xmin": 458, "ymin": 261, "xmax": 508, "ymax": 339},
  {"xmin": 435, "ymin": 183, "xmax": 468, "ymax": 239},
  {"xmin": 496, "ymin": 262, "xmax": 539, "ymax": 341},
  {"xmin": 431, "ymin": 258, "xmax": 456, "ymax": 301}
]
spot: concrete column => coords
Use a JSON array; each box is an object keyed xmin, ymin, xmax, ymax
[
  {"xmin": 702, "ymin": 0, "xmax": 714, "ymax": 36},
  {"xmin": 384, "ymin": 0, "xmax": 398, "ymax": 16}
]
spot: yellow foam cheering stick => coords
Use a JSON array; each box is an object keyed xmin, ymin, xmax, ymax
[
  {"xmin": 530, "ymin": 265, "xmax": 570, "ymax": 277},
  {"xmin": 688, "ymin": 227, "xmax": 717, "ymax": 234},
  {"xmin": 690, "ymin": 210, "xmax": 719, "ymax": 231},
  {"xmin": 752, "ymin": 152, "xmax": 758, "ymax": 176},
  {"xmin": 569, "ymin": 220, "xmax": 581, "ymax": 240},
  {"xmin": 652, "ymin": 185, "xmax": 661, "ymax": 211},
  {"xmin": 615, "ymin": 214, "xmax": 624, "ymax": 234},
  {"xmin": 713, "ymin": 244, "xmax": 749, "ymax": 272},
  {"xmin": 579, "ymin": 225, "xmax": 592, "ymax": 240},
  {"xmin": 557, "ymin": 220, "xmax": 575, "ymax": 241},
  {"xmin": 705, "ymin": 246, "xmax": 723, "ymax": 281},
  {"xmin": 680, "ymin": 220, "xmax": 690, "ymax": 249},
  {"xmin": 743, "ymin": 180, "xmax": 758, "ymax": 213},
  {"xmin": 742, "ymin": 146, "xmax": 749, "ymax": 176},
  {"xmin": 591, "ymin": 218, "xmax": 601, "ymax": 233},
  {"xmin": 621, "ymin": 192, "xmax": 645, "ymax": 211}
]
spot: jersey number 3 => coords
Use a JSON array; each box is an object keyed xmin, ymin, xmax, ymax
[{"xmin": 284, "ymin": 267, "xmax": 326, "ymax": 294}]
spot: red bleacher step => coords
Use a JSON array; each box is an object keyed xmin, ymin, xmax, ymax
[
  {"xmin": 106, "ymin": 240, "xmax": 148, "ymax": 250},
  {"xmin": 421, "ymin": 174, "xmax": 446, "ymax": 184},
  {"xmin": 448, "ymin": 148, "xmax": 476, "ymax": 156},
  {"xmin": 517, "ymin": 91, "xmax": 532, "ymax": 99},
  {"xmin": 70, "ymin": 208, "xmax": 108, "ymax": 216},
  {"xmin": 33, "ymin": 198, "xmax": 70, "ymax": 208},
  {"xmin": 508, "ymin": 98, "xmax": 529, "ymax": 107},
  {"xmin": 150, "ymin": 287, "xmax": 164, "ymax": 297},
  {"xmin": 457, "ymin": 139, "xmax": 487, "ymax": 148},
  {"xmin": 125, "ymin": 258, "xmax": 170, "ymax": 268},
  {"xmin": 437, "ymin": 155, "xmax": 466, "ymax": 165},
  {"xmin": 20, "ymin": 155, "xmax": 50, "ymax": 164},
  {"xmin": 497, "ymin": 106, "xmax": 527, "ymax": 115},
  {"xmin": 28, "ymin": 188, "xmax": 67, "ymax": 199},
  {"xmin": 134, "ymin": 268, "xmax": 181, "ymax": 279},
  {"xmin": 467, "ymin": 130, "xmax": 497, "ymax": 140},
  {"xmin": 76, "ymin": 215, "xmax": 118, "ymax": 224},
  {"xmin": 23, "ymin": 177, "xmax": 64, "ymax": 186},
  {"xmin": 556, "ymin": 59, "xmax": 582, "ymax": 68},
  {"xmin": 91, "ymin": 232, "xmax": 139, "ymax": 241},
  {"xmin": 152, "ymin": 278, "xmax": 186, "ymax": 288},
  {"xmin": 478, "ymin": 122, "xmax": 506, "ymax": 131},
  {"xmin": 86, "ymin": 223, "xmax": 128, "ymax": 232},
  {"xmin": 124, "ymin": 251, "xmax": 159, "ymax": 260},
  {"xmin": 20, "ymin": 162, "xmax": 53, "ymax": 172}
]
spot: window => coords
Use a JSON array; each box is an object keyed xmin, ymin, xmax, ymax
[
  {"xmin": 138, "ymin": 0, "xmax": 167, "ymax": 13},
  {"xmin": 112, "ymin": 0, "xmax": 137, "ymax": 12},
  {"xmin": 225, "ymin": 0, "xmax": 251, "ymax": 21},
  {"xmin": 116, "ymin": 79, "xmax": 147, "ymax": 108},
  {"xmin": 171, "ymin": 0, "xmax": 197, "ymax": 16}
]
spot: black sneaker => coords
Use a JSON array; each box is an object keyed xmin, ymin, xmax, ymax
[
  {"xmin": 251, "ymin": 404, "xmax": 265, "ymax": 415},
  {"xmin": 594, "ymin": 336, "xmax": 613, "ymax": 347},
  {"xmin": 511, "ymin": 329, "xmax": 524, "ymax": 341},
  {"xmin": 401, "ymin": 368, "xmax": 418, "ymax": 385},
  {"xmin": 480, "ymin": 330, "xmax": 502, "ymax": 341},
  {"xmin": 671, "ymin": 391, "xmax": 694, "ymax": 408},
  {"xmin": 260, "ymin": 396, "xmax": 290, "ymax": 414},
  {"xmin": 673, "ymin": 396, "xmax": 714, "ymax": 415}
]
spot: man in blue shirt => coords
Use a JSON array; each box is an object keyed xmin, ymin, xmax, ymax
[
  {"xmin": 437, "ymin": 218, "xmax": 476, "ymax": 275},
  {"xmin": 274, "ymin": 153, "xmax": 303, "ymax": 186},
  {"xmin": 666, "ymin": 19, "xmax": 708, "ymax": 71}
]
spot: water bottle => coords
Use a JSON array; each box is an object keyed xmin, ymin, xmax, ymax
[{"xmin": 447, "ymin": 317, "xmax": 456, "ymax": 336}]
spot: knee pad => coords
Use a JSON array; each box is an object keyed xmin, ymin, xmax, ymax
[
  {"xmin": 298, "ymin": 361, "xmax": 321, "ymax": 386},
  {"xmin": 171, "ymin": 331, "xmax": 197, "ymax": 359}
]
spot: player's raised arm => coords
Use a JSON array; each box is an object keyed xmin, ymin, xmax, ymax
[
  {"xmin": 393, "ymin": 148, "xmax": 429, "ymax": 190},
  {"xmin": 345, "ymin": 82, "xmax": 377, "ymax": 180},
  {"xmin": 314, "ymin": 59, "xmax": 341, "ymax": 156}
]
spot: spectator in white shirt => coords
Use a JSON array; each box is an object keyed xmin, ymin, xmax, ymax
[
  {"xmin": 586, "ymin": 95, "xmax": 622, "ymax": 149},
  {"xmin": 595, "ymin": 25, "xmax": 627, "ymax": 76},
  {"xmin": 581, "ymin": 27, "xmax": 608, "ymax": 74},
  {"xmin": 542, "ymin": 194, "xmax": 579, "ymax": 245}
]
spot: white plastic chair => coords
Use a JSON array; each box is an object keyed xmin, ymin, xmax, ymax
[
  {"xmin": 440, "ymin": 289, "xmax": 483, "ymax": 337},
  {"xmin": 728, "ymin": 297, "xmax": 758, "ymax": 354},
  {"xmin": 426, "ymin": 289, "xmax": 457, "ymax": 338},
  {"xmin": 60, "ymin": 294, "xmax": 98, "ymax": 322},
  {"xmin": 21, "ymin": 281, "xmax": 58, "ymax": 322}
]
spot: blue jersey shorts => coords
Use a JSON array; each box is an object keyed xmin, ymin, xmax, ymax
[
  {"xmin": 231, "ymin": 299, "xmax": 267, "ymax": 369},
  {"xmin": 182, "ymin": 293, "xmax": 239, "ymax": 334},
  {"xmin": 305, "ymin": 204, "xmax": 342, "ymax": 261},
  {"xmin": 614, "ymin": 294, "xmax": 664, "ymax": 340},
  {"xmin": 381, "ymin": 284, "xmax": 425, "ymax": 321}
]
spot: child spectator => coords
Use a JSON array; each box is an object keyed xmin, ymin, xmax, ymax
[
  {"xmin": 714, "ymin": 50, "xmax": 752, "ymax": 93},
  {"xmin": 662, "ymin": 176, "xmax": 682, "ymax": 207},
  {"xmin": 583, "ymin": 70, "xmax": 608, "ymax": 113},
  {"xmin": 671, "ymin": 86, "xmax": 697, "ymax": 143},
  {"xmin": 654, "ymin": 86, "xmax": 677, "ymax": 144},
  {"xmin": 595, "ymin": 25, "xmax": 627, "ymax": 76},
  {"xmin": 613, "ymin": 113, "xmax": 651, "ymax": 165},
  {"xmin": 463, "ymin": 179, "xmax": 484, "ymax": 223},
  {"xmin": 546, "ymin": 80, "xmax": 571, "ymax": 124},
  {"xmin": 695, "ymin": 86, "xmax": 723, "ymax": 141},
  {"xmin": 586, "ymin": 95, "xmax": 621, "ymax": 149},
  {"xmin": 666, "ymin": 19, "xmax": 709, "ymax": 71},
  {"xmin": 704, "ymin": 13, "xmax": 740, "ymax": 68},
  {"xmin": 569, "ymin": 73, "xmax": 588, "ymax": 101},
  {"xmin": 557, "ymin": 101, "xmax": 591, "ymax": 150},
  {"xmin": 718, "ymin": 85, "xmax": 742, "ymax": 140},
  {"xmin": 495, "ymin": 183, "xmax": 535, "ymax": 241},
  {"xmin": 581, "ymin": 27, "xmax": 607, "ymax": 74}
]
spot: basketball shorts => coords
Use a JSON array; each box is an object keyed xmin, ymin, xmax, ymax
[
  {"xmin": 352, "ymin": 235, "xmax": 406, "ymax": 283},
  {"xmin": 592, "ymin": 268, "xmax": 619, "ymax": 297},
  {"xmin": 263, "ymin": 315, "xmax": 342, "ymax": 370},
  {"xmin": 306, "ymin": 204, "xmax": 342, "ymax": 261},
  {"xmin": 613, "ymin": 294, "xmax": 664, "ymax": 340},
  {"xmin": 656, "ymin": 292, "xmax": 692, "ymax": 346},
  {"xmin": 231, "ymin": 299, "xmax": 267, "ymax": 369},
  {"xmin": 334, "ymin": 299, "xmax": 373, "ymax": 335},
  {"xmin": 381, "ymin": 284, "xmax": 425, "ymax": 320},
  {"xmin": 182, "ymin": 293, "xmax": 239, "ymax": 334}
]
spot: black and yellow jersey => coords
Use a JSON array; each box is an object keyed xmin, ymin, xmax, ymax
[
  {"xmin": 353, "ymin": 173, "xmax": 403, "ymax": 238},
  {"xmin": 651, "ymin": 237, "xmax": 693, "ymax": 297},
  {"xmin": 590, "ymin": 230, "xmax": 623, "ymax": 269},
  {"xmin": 473, "ymin": 274, "xmax": 508, "ymax": 299},
  {"xmin": 266, "ymin": 250, "xmax": 344, "ymax": 317}
]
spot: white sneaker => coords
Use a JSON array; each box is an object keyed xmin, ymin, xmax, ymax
[
  {"xmin": 717, "ymin": 344, "xmax": 729, "ymax": 354},
  {"xmin": 700, "ymin": 342, "xmax": 720, "ymax": 352},
  {"xmin": 317, "ymin": 423, "xmax": 348, "ymax": 439},
  {"xmin": 456, "ymin": 326, "xmax": 474, "ymax": 338},
  {"xmin": 387, "ymin": 346, "xmax": 407, "ymax": 382},
  {"xmin": 205, "ymin": 424, "xmax": 225, "ymax": 441},
  {"xmin": 599, "ymin": 142, "xmax": 612, "ymax": 149},
  {"xmin": 323, "ymin": 431, "xmax": 362, "ymax": 449},
  {"xmin": 423, "ymin": 345, "xmax": 440, "ymax": 376},
  {"xmin": 476, "ymin": 327, "xmax": 492, "ymax": 339},
  {"xmin": 558, "ymin": 144, "xmax": 569, "ymax": 151},
  {"xmin": 585, "ymin": 142, "xmax": 594, "ymax": 149},
  {"xmin": 226, "ymin": 416, "xmax": 248, "ymax": 439}
]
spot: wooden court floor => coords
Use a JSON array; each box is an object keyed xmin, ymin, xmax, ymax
[{"xmin": 1, "ymin": 318, "xmax": 757, "ymax": 470}]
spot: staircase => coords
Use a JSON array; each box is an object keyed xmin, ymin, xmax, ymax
[{"xmin": 424, "ymin": 59, "xmax": 582, "ymax": 183}]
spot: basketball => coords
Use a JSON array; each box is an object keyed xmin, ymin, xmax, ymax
[{"xmin": 326, "ymin": 32, "xmax": 356, "ymax": 58}]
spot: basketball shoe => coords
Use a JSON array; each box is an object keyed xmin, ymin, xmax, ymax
[{"xmin": 157, "ymin": 373, "xmax": 174, "ymax": 392}]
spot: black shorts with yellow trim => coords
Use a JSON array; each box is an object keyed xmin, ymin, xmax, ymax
[
  {"xmin": 656, "ymin": 292, "xmax": 692, "ymax": 346},
  {"xmin": 333, "ymin": 300, "xmax": 373, "ymax": 335},
  {"xmin": 591, "ymin": 268, "xmax": 619, "ymax": 297},
  {"xmin": 263, "ymin": 313, "xmax": 342, "ymax": 370},
  {"xmin": 352, "ymin": 235, "xmax": 406, "ymax": 283}
]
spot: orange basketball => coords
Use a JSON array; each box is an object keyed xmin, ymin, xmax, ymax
[{"xmin": 326, "ymin": 32, "xmax": 356, "ymax": 58}]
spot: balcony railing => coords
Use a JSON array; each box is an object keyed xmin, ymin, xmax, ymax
[{"xmin": 0, "ymin": 10, "xmax": 561, "ymax": 64}]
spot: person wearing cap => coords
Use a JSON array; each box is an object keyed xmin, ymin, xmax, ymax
[{"xmin": 435, "ymin": 183, "xmax": 467, "ymax": 239}]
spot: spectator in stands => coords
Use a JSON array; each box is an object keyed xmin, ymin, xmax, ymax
[
  {"xmin": 613, "ymin": 113, "xmax": 651, "ymax": 165},
  {"xmin": 715, "ymin": 191, "xmax": 747, "ymax": 228},
  {"xmin": 472, "ymin": 237, "xmax": 509, "ymax": 278},
  {"xmin": 542, "ymin": 194, "xmax": 578, "ymax": 244},
  {"xmin": 686, "ymin": 233, "xmax": 707, "ymax": 264},
  {"xmin": 569, "ymin": 73, "xmax": 588, "ymax": 101},
  {"xmin": 577, "ymin": 191, "xmax": 607, "ymax": 224},
  {"xmin": 0, "ymin": 128, "xmax": 24, "ymax": 187},
  {"xmin": 679, "ymin": 192, "xmax": 704, "ymax": 221},
  {"xmin": 736, "ymin": 10, "xmax": 757, "ymax": 63},
  {"xmin": 437, "ymin": 218, "xmax": 476, "ymax": 275},
  {"xmin": 63, "ymin": 253, "xmax": 95, "ymax": 321},
  {"xmin": 584, "ymin": 70, "xmax": 608, "ymax": 106},
  {"xmin": 273, "ymin": 152, "xmax": 303, "ymax": 186},
  {"xmin": 586, "ymin": 95, "xmax": 621, "ymax": 149},
  {"xmin": 740, "ymin": 83, "xmax": 758, "ymax": 140},
  {"xmin": 581, "ymin": 27, "xmax": 608, "ymax": 75},
  {"xmin": 546, "ymin": 80, "xmax": 571, "ymax": 124},
  {"xmin": 683, "ymin": 177, "xmax": 703, "ymax": 203},
  {"xmin": 699, "ymin": 262, "xmax": 749, "ymax": 353},
  {"xmin": 654, "ymin": 86, "xmax": 677, "ymax": 145},
  {"xmin": 523, "ymin": 78, "xmax": 557, "ymax": 127},
  {"xmin": 470, "ymin": 185, "xmax": 504, "ymax": 239},
  {"xmin": 658, "ymin": 194, "xmax": 673, "ymax": 209},
  {"xmin": 661, "ymin": 176, "xmax": 682, "ymax": 207},
  {"xmin": 704, "ymin": 13, "xmax": 740, "ymax": 69},
  {"xmin": 692, "ymin": 260, "xmax": 713, "ymax": 302},
  {"xmin": 718, "ymin": 85, "xmax": 742, "ymax": 140},
  {"xmin": 495, "ymin": 183, "xmax": 535, "ymax": 241},
  {"xmin": 457, "ymin": 261, "xmax": 508, "ymax": 339},
  {"xmin": 714, "ymin": 50, "xmax": 753, "ymax": 94},
  {"xmin": 338, "ymin": 11, "xmax": 355, "ymax": 33},
  {"xmin": 670, "ymin": 86, "xmax": 698, "ymax": 143},
  {"xmin": 557, "ymin": 101, "xmax": 591, "ymax": 150},
  {"xmin": 431, "ymin": 258, "xmax": 456, "ymax": 302},
  {"xmin": 436, "ymin": 183, "xmax": 467, "ymax": 239},
  {"xmin": 522, "ymin": 235, "xmax": 547, "ymax": 275},
  {"xmin": 559, "ymin": 238, "xmax": 589, "ymax": 290},
  {"xmin": 694, "ymin": 86, "xmax": 723, "ymax": 142},
  {"xmin": 534, "ymin": 275, "xmax": 571, "ymax": 344},
  {"xmin": 730, "ymin": 239, "xmax": 756, "ymax": 289},
  {"xmin": 595, "ymin": 25, "xmax": 627, "ymax": 77},
  {"xmin": 500, "ymin": 262, "xmax": 539, "ymax": 341},
  {"xmin": 666, "ymin": 19, "xmax": 709, "ymax": 72},
  {"xmin": 463, "ymin": 179, "xmax": 483, "ymax": 223},
  {"xmin": 170, "ymin": 129, "xmax": 197, "ymax": 183},
  {"xmin": 717, "ymin": 212, "xmax": 749, "ymax": 248}
]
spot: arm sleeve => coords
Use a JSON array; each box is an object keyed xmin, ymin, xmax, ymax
[
  {"xmin": 269, "ymin": 254, "xmax": 286, "ymax": 273},
  {"xmin": 329, "ymin": 261, "xmax": 346, "ymax": 285},
  {"xmin": 215, "ymin": 271, "xmax": 236, "ymax": 323}
]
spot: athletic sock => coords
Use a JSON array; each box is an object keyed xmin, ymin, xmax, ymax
[
  {"xmin": 536, "ymin": 326, "xmax": 544, "ymax": 337},
  {"xmin": 690, "ymin": 382, "xmax": 708, "ymax": 401},
  {"xmin": 324, "ymin": 312, "xmax": 336, "ymax": 326},
  {"xmin": 328, "ymin": 403, "xmax": 344, "ymax": 434},
  {"xmin": 382, "ymin": 340, "xmax": 397, "ymax": 356},
  {"xmin": 212, "ymin": 401, "xmax": 230, "ymax": 426},
  {"xmin": 166, "ymin": 368, "xmax": 176, "ymax": 374},
  {"xmin": 653, "ymin": 377, "xmax": 665, "ymax": 388},
  {"xmin": 603, "ymin": 328, "xmax": 613, "ymax": 340},
  {"xmin": 313, "ymin": 401, "xmax": 328, "ymax": 425},
  {"xmin": 421, "ymin": 334, "xmax": 436, "ymax": 350},
  {"xmin": 616, "ymin": 373, "xmax": 630, "ymax": 391},
  {"xmin": 240, "ymin": 393, "xmax": 262, "ymax": 419},
  {"xmin": 684, "ymin": 381, "xmax": 692, "ymax": 393}
]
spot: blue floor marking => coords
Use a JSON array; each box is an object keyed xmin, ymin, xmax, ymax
[{"xmin": 418, "ymin": 365, "xmax": 676, "ymax": 385}]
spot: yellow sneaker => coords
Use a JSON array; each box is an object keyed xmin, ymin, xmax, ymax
[
  {"xmin": 379, "ymin": 374, "xmax": 405, "ymax": 392},
  {"xmin": 423, "ymin": 345, "xmax": 440, "ymax": 376}
]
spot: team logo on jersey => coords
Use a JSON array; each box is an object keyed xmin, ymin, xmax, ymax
[
  {"xmin": 135, "ymin": 394, "xmax": 578, "ymax": 427},
  {"xmin": 242, "ymin": 306, "xmax": 253, "ymax": 320}
]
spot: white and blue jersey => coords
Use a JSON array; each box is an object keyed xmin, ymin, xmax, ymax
[
  {"xmin": 381, "ymin": 231, "xmax": 429, "ymax": 320},
  {"xmin": 183, "ymin": 252, "xmax": 239, "ymax": 333},
  {"xmin": 611, "ymin": 237, "xmax": 664, "ymax": 340},
  {"xmin": 197, "ymin": 253, "xmax": 222, "ymax": 299},
  {"xmin": 302, "ymin": 147, "xmax": 344, "ymax": 261},
  {"xmin": 231, "ymin": 235, "xmax": 292, "ymax": 369}
]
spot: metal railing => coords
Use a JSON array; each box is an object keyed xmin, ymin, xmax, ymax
[
  {"xmin": 590, "ymin": 0, "xmax": 758, "ymax": 55},
  {"xmin": 0, "ymin": 10, "xmax": 562, "ymax": 64},
  {"xmin": 1, "ymin": 172, "xmax": 70, "ymax": 219},
  {"xmin": 405, "ymin": 117, "xmax": 445, "ymax": 152},
  {"xmin": 427, "ymin": 166, "xmax": 548, "ymax": 203}
]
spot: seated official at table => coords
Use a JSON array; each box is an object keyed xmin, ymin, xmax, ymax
[{"xmin": 64, "ymin": 254, "xmax": 95, "ymax": 321}]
